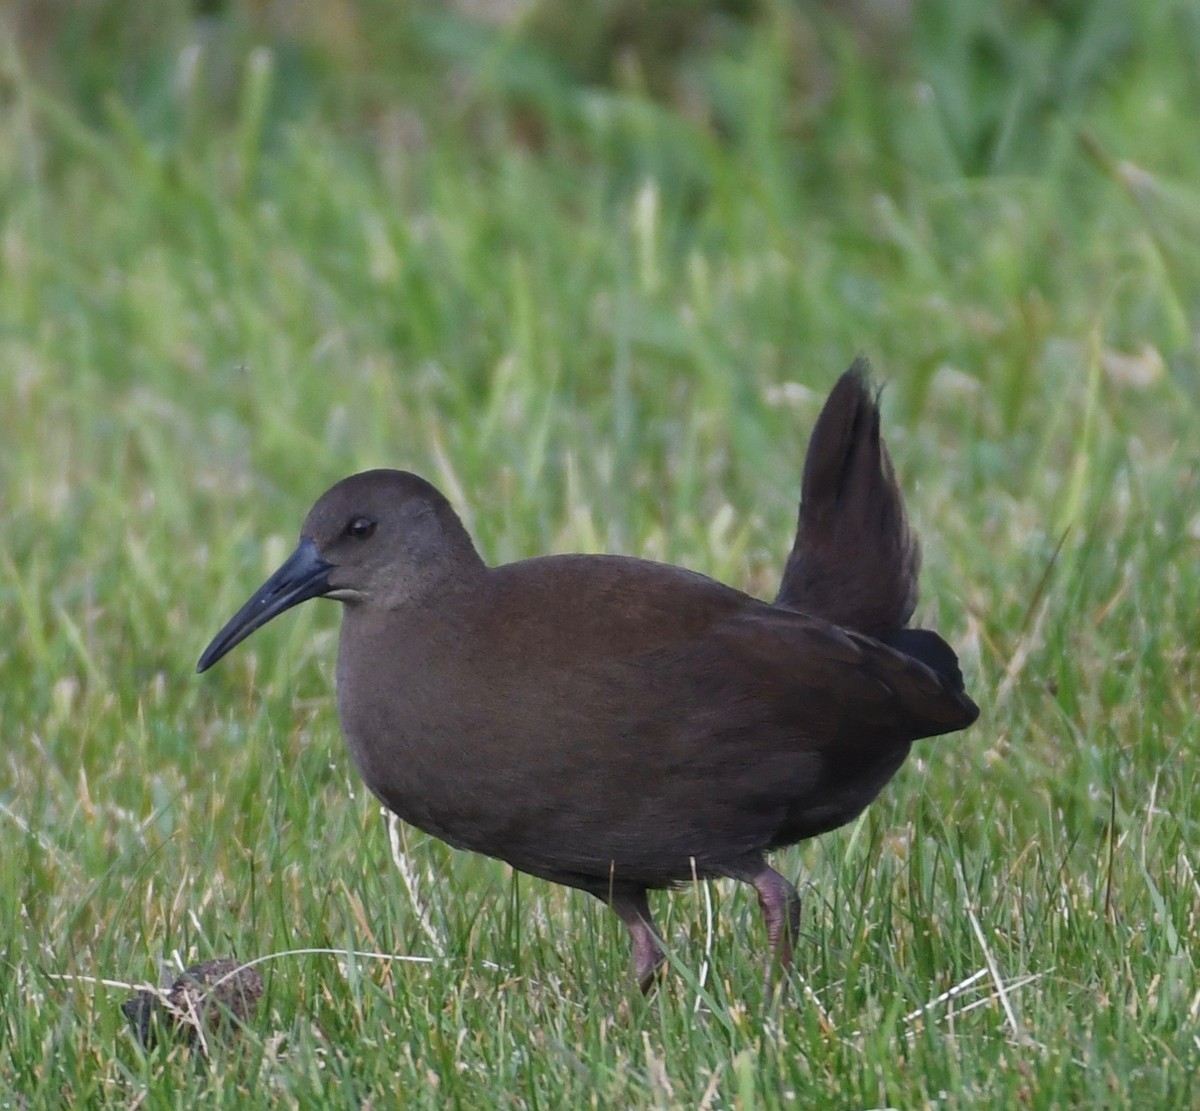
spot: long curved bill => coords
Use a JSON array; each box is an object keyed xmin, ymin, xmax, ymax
[{"xmin": 197, "ymin": 538, "xmax": 332, "ymax": 673}]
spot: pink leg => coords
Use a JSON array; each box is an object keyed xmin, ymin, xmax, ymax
[
  {"xmin": 724, "ymin": 857, "xmax": 802, "ymax": 986},
  {"xmin": 612, "ymin": 890, "xmax": 665, "ymax": 992},
  {"xmin": 750, "ymin": 864, "xmax": 802, "ymax": 974}
]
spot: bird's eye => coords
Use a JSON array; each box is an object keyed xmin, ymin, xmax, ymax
[{"xmin": 347, "ymin": 517, "xmax": 376, "ymax": 540}]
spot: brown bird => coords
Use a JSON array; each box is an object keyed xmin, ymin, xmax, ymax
[{"xmin": 198, "ymin": 361, "xmax": 978, "ymax": 991}]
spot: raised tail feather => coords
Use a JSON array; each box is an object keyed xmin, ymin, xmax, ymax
[{"xmin": 776, "ymin": 359, "xmax": 920, "ymax": 636}]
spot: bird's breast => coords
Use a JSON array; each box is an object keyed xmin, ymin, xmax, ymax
[{"xmin": 333, "ymin": 615, "xmax": 538, "ymax": 851}]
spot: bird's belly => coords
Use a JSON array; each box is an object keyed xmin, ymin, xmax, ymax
[
  {"xmin": 334, "ymin": 673, "xmax": 916, "ymax": 893},
  {"xmin": 772, "ymin": 740, "xmax": 913, "ymax": 845},
  {"xmin": 336, "ymin": 713, "xmax": 747, "ymax": 889},
  {"xmin": 337, "ymin": 698, "xmax": 570, "ymax": 864},
  {"xmin": 338, "ymin": 719, "xmax": 479, "ymax": 847}
]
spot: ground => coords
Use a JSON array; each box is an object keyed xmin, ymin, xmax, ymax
[{"xmin": 1, "ymin": 2, "xmax": 1198, "ymax": 1106}]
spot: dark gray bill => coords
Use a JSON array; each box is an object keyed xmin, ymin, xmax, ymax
[{"xmin": 197, "ymin": 538, "xmax": 332, "ymax": 673}]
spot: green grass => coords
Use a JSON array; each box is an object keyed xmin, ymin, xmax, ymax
[{"xmin": 2, "ymin": 1, "xmax": 1199, "ymax": 1105}]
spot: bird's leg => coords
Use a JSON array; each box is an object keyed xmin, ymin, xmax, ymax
[
  {"xmin": 611, "ymin": 890, "xmax": 665, "ymax": 992},
  {"xmin": 749, "ymin": 864, "xmax": 801, "ymax": 982}
]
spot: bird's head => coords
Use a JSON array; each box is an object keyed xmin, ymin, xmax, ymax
[{"xmin": 197, "ymin": 469, "xmax": 481, "ymax": 672}]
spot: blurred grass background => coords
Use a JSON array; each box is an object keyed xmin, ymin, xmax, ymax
[{"xmin": 1, "ymin": 0, "xmax": 1198, "ymax": 1106}]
